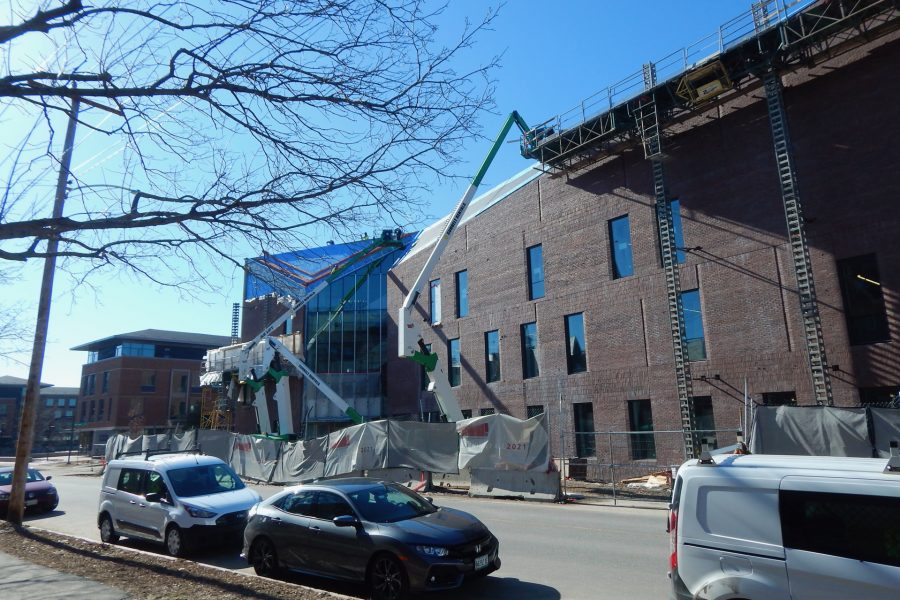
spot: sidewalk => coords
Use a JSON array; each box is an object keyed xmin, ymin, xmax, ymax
[{"xmin": 0, "ymin": 552, "xmax": 127, "ymax": 600}]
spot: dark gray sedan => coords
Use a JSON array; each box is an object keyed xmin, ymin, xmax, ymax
[{"xmin": 242, "ymin": 477, "xmax": 500, "ymax": 600}]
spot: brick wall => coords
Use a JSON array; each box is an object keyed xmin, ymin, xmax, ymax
[{"xmin": 386, "ymin": 33, "xmax": 900, "ymax": 466}]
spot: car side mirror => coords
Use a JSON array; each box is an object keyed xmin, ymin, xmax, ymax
[
  {"xmin": 333, "ymin": 515, "xmax": 360, "ymax": 528},
  {"xmin": 426, "ymin": 496, "xmax": 435, "ymax": 504},
  {"xmin": 145, "ymin": 492, "xmax": 162, "ymax": 503},
  {"xmin": 45, "ymin": 475, "xmax": 52, "ymax": 481}
]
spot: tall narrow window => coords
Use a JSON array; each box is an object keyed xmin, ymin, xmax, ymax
[
  {"xmin": 681, "ymin": 289, "xmax": 707, "ymax": 361},
  {"xmin": 429, "ymin": 279, "xmax": 441, "ymax": 325},
  {"xmin": 670, "ymin": 199, "xmax": 686, "ymax": 264},
  {"xmin": 573, "ymin": 402, "xmax": 596, "ymax": 457},
  {"xmin": 837, "ymin": 254, "xmax": 890, "ymax": 345},
  {"xmin": 609, "ymin": 215, "xmax": 634, "ymax": 278},
  {"xmin": 521, "ymin": 322, "xmax": 539, "ymax": 379},
  {"xmin": 692, "ymin": 396, "xmax": 717, "ymax": 449},
  {"xmin": 455, "ymin": 270, "xmax": 469, "ymax": 318},
  {"xmin": 101, "ymin": 372, "xmax": 109, "ymax": 393},
  {"xmin": 484, "ymin": 330, "xmax": 500, "ymax": 383},
  {"xmin": 565, "ymin": 313, "xmax": 587, "ymax": 374},
  {"xmin": 526, "ymin": 244, "xmax": 545, "ymax": 300},
  {"xmin": 628, "ymin": 399, "xmax": 656, "ymax": 460},
  {"xmin": 448, "ymin": 338, "xmax": 461, "ymax": 387}
]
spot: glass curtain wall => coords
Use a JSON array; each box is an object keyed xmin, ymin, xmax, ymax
[{"xmin": 304, "ymin": 257, "xmax": 395, "ymax": 428}]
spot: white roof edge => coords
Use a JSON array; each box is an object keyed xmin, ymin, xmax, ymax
[{"xmin": 398, "ymin": 163, "xmax": 542, "ymax": 264}]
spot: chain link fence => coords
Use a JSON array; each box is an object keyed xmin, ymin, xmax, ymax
[{"xmin": 557, "ymin": 428, "xmax": 742, "ymax": 505}]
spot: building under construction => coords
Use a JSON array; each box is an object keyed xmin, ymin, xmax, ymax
[{"xmin": 386, "ymin": 0, "xmax": 900, "ymax": 465}]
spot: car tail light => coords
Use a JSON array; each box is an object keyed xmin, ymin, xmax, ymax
[{"xmin": 668, "ymin": 508, "xmax": 678, "ymax": 571}]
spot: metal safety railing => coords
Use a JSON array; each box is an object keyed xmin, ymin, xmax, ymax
[{"xmin": 522, "ymin": 0, "xmax": 819, "ymax": 147}]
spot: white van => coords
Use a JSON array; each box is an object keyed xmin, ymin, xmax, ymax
[
  {"xmin": 668, "ymin": 453, "xmax": 900, "ymax": 600},
  {"xmin": 98, "ymin": 451, "xmax": 261, "ymax": 556}
]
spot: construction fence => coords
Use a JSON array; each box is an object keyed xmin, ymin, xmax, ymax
[{"xmin": 104, "ymin": 414, "xmax": 554, "ymax": 490}]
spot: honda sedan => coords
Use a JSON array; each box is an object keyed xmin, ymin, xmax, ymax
[{"xmin": 242, "ymin": 477, "xmax": 500, "ymax": 600}]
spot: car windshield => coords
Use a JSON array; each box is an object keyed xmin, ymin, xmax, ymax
[
  {"xmin": 0, "ymin": 470, "xmax": 45, "ymax": 485},
  {"xmin": 165, "ymin": 464, "xmax": 245, "ymax": 498},
  {"xmin": 347, "ymin": 483, "xmax": 437, "ymax": 523}
]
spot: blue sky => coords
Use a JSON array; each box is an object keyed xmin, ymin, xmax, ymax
[{"xmin": 4, "ymin": 1, "xmax": 751, "ymax": 386}]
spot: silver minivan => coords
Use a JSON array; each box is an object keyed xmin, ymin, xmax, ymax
[
  {"xmin": 668, "ymin": 453, "xmax": 900, "ymax": 599},
  {"xmin": 98, "ymin": 451, "xmax": 261, "ymax": 556}
]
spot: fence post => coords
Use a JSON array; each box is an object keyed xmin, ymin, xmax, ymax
[{"xmin": 608, "ymin": 432, "xmax": 616, "ymax": 506}]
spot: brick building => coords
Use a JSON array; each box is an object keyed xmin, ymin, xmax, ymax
[
  {"xmin": 386, "ymin": 5, "xmax": 900, "ymax": 466},
  {"xmin": 0, "ymin": 377, "xmax": 78, "ymax": 454},
  {"xmin": 72, "ymin": 329, "xmax": 231, "ymax": 453}
]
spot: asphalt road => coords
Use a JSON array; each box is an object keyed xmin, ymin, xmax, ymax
[{"xmin": 19, "ymin": 466, "xmax": 670, "ymax": 599}]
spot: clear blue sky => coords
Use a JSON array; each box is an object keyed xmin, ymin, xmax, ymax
[{"xmin": 4, "ymin": 1, "xmax": 750, "ymax": 387}]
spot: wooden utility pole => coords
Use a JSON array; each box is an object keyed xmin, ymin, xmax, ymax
[{"xmin": 6, "ymin": 95, "xmax": 80, "ymax": 525}]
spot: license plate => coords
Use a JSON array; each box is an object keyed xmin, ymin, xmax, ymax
[
  {"xmin": 25, "ymin": 500, "xmax": 38, "ymax": 506},
  {"xmin": 474, "ymin": 554, "xmax": 489, "ymax": 570}
]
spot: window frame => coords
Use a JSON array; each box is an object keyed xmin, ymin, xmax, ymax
[
  {"xmin": 455, "ymin": 270, "xmax": 469, "ymax": 318},
  {"xmin": 448, "ymin": 338, "xmax": 461, "ymax": 387},
  {"xmin": 429, "ymin": 279, "xmax": 442, "ymax": 325},
  {"xmin": 564, "ymin": 313, "xmax": 587, "ymax": 374},
  {"xmin": 608, "ymin": 214, "xmax": 634, "ymax": 279},
  {"xmin": 484, "ymin": 330, "xmax": 500, "ymax": 383},
  {"xmin": 526, "ymin": 244, "xmax": 545, "ymax": 300}
]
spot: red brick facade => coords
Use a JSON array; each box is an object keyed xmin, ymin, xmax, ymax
[{"xmin": 385, "ymin": 32, "xmax": 900, "ymax": 465}]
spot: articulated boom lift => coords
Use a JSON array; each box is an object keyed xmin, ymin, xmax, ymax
[
  {"xmin": 231, "ymin": 233, "xmax": 403, "ymax": 435},
  {"xmin": 399, "ymin": 111, "xmax": 532, "ymax": 422}
]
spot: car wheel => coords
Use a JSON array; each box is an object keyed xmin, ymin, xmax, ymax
[
  {"xmin": 249, "ymin": 538, "xmax": 280, "ymax": 578},
  {"xmin": 99, "ymin": 514, "xmax": 119, "ymax": 544},
  {"xmin": 369, "ymin": 553, "xmax": 409, "ymax": 600},
  {"xmin": 165, "ymin": 524, "xmax": 189, "ymax": 557}
]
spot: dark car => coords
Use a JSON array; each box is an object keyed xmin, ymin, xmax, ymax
[
  {"xmin": 242, "ymin": 478, "xmax": 500, "ymax": 600},
  {"xmin": 0, "ymin": 467, "xmax": 59, "ymax": 514}
]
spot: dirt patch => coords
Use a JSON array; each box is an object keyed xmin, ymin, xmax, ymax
[{"xmin": 0, "ymin": 522, "xmax": 349, "ymax": 600}]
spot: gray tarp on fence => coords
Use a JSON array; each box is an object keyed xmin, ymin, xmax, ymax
[
  {"xmin": 103, "ymin": 418, "xmax": 512, "ymax": 484},
  {"xmin": 870, "ymin": 408, "xmax": 900, "ymax": 457},
  {"xmin": 750, "ymin": 406, "xmax": 875, "ymax": 457},
  {"xmin": 457, "ymin": 413, "xmax": 550, "ymax": 471},
  {"xmin": 230, "ymin": 435, "xmax": 280, "ymax": 482},
  {"xmin": 388, "ymin": 421, "xmax": 458, "ymax": 473},
  {"xmin": 270, "ymin": 437, "xmax": 327, "ymax": 483}
]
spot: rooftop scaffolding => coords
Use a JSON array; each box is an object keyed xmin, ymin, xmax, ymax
[{"xmin": 520, "ymin": 0, "xmax": 899, "ymax": 170}]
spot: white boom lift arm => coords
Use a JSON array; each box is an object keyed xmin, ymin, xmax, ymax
[{"xmin": 398, "ymin": 111, "xmax": 532, "ymax": 422}]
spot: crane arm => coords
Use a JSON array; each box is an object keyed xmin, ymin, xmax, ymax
[{"xmin": 399, "ymin": 111, "xmax": 531, "ymax": 422}]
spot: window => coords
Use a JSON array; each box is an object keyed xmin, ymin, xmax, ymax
[
  {"xmin": 80, "ymin": 402, "xmax": 87, "ymax": 421},
  {"xmin": 837, "ymin": 254, "xmax": 890, "ymax": 345},
  {"xmin": 526, "ymin": 244, "xmax": 545, "ymax": 300},
  {"xmin": 276, "ymin": 491, "xmax": 317, "ymax": 516},
  {"xmin": 565, "ymin": 313, "xmax": 587, "ymax": 374},
  {"xmin": 420, "ymin": 343, "xmax": 432, "ymax": 392},
  {"xmin": 480, "ymin": 407, "xmax": 495, "ymax": 416},
  {"xmin": 573, "ymin": 402, "xmax": 595, "ymax": 457},
  {"xmin": 429, "ymin": 279, "xmax": 441, "ymax": 325},
  {"xmin": 0, "ymin": 405, "xmax": 7, "ymax": 416},
  {"xmin": 628, "ymin": 399, "xmax": 656, "ymax": 460},
  {"xmin": 526, "ymin": 405, "xmax": 544, "ymax": 419},
  {"xmin": 54, "ymin": 409, "xmax": 62, "ymax": 419},
  {"xmin": 117, "ymin": 469, "xmax": 144, "ymax": 495},
  {"xmin": 313, "ymin": 491, "xmax": 356, "ymax": 520},
  {"xmin": 101, "ymin": 372, "xmax": 109, "ymax": 393},
  {"xmin": 45, "ymin": 398, "xmax": 54, "ymax": 407},
  {"xmin": 179, "ymin": 374, "xmax": 188, "ymax": 393},
  {"xmin": 448, "ymin": 338, "xmax": 461, "ymax": 387},
  {"xmin": 141, "ymin": 371, "xmax": 156, "ymax": 392},
  {"xmin": 762, "ymin": 391, "xmax": 796, "ymax": 406},
  {"xmin": 484, "ymin": 330, "xmax": 500, "ymax": 383},
  {"xmin": 115, "ymin": 342, "xmax": 154, "ymax": 358},
  {"xmin": 87, "ymin": 373, "xmax": 96, "ymax": 395},
  {"xmin": 64, "ymin": 409, "xmax": 73, "ymax": 418},
  {"xmin": 68, "ymin": 398, "xmax": 77, "ymax": 407},
  {"xmin": 460, "ymin": 409, "xmax": 472, "ymax": 419},
  {"xmin": 681, "ymin": 289, "xmax": 707, "ymax": 361},
  {"xmin": 455, "ymin": 270, "xmax": 469, "ymax": 318},
  {"xmin": 780, "ymin": 490, "xmax": 900, "ymax": 568},
  {"xmin": 521, "ymin": 322, "xmax": 539, "ymax": 379},
  {"xmin": 692, "ymin": 396, "xmax": 717, "ymax": 449},
  {"xmin": 609, "ymin": 215, "xmax": 634, "ymax": 278},
  {"xmin": 98, "ymin": 399, "xmax": 105, "ymax": 421},
  {"xmin": 859, "ymin": 387, "xmax": 900, "ymax": 407},
  {"xmin": 670, "ymin": 199, "xmax": 686, "ymax": 264},
  {"xmin": 57, "ymin": 398, "xmax": 65, "ymax": 407}
]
